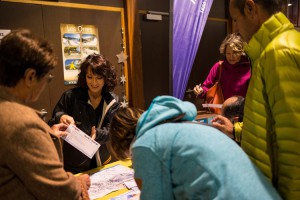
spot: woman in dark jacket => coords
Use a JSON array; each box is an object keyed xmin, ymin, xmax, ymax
[{"xmin": 49, "ymin": 53, "xmax": 120, "ymax": 174}]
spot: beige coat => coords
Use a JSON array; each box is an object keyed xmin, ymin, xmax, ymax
[{"xmin": 0, "ymin": 87, "xmax": 82, "ymax": 200}]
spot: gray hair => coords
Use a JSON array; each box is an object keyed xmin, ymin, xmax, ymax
[{"xmin": 219, "ymin": 33, "xmax": 246, "ymax": 56}]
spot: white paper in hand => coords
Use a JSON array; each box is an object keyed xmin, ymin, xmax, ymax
[
  {"xmin": 64, "ymin": 124, "xmax": 100, "ymax": 159},
  {"xmin": 202, "ymin": 103, "xmax": 223, "ymax": 108}
]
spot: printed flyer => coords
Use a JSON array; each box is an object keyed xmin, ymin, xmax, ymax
[
  {"xmin": 0, "ymin": 29, "xmax": 11, "ymax": 42},
  {"xmin": 60, "ymin": 24, "xmax": 100, "ymax": 85}
]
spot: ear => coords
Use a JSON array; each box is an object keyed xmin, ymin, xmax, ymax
[
  {"xmin": 244, "ymin": 0, "xmax": 257, "ymax": 17},
  {"xmin": 24, "ymin": 68, "xmax": 37, "ymax": 87}
]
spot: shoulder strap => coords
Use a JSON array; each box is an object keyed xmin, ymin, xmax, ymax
[{"xmin": 218, "ymin": 61, "xmax": 223, "ymax": 81}]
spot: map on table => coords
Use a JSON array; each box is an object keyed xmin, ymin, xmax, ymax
[{"xmin": 88, "ymin": 164, "xmax": 137, "ymax": 200}]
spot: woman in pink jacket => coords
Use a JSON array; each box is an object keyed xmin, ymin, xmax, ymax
[{"xmin": 193, "ymin": 33, "xmax": 250, "ymax": 101}]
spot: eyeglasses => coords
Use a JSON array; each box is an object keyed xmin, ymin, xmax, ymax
[{"xmin": 47, "ymin": 73, "xmax": 54, "ymax": 83}]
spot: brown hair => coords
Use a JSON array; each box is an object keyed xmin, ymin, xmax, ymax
[
  {"xmin": 219, "ymin": 33, "xmax": 246, "ymax": 56},
  {"xmin": 109, "ymin": 107, "xmax": 144, "ymax": 160},
  {"xmin": 77, "ymin": 53, "xmax": 116, "ymax": 93},
  {"xmin": 0, "ymin": 29, "xmax": 57, "ymax": 87}
]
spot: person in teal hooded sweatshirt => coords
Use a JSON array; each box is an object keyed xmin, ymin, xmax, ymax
[{"xmin": 109, "ymin": 96, "xmax": 281, "ymax": 200}]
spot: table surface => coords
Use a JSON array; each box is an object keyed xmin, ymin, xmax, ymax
[{"xmin": 77, "ymin": 159, "xmax": 133, "ymax": 200}]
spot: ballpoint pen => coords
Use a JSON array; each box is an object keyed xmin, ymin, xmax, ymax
[{"xmin": 185, "ymin": 83, "xmax": 202, "ymax": 96}]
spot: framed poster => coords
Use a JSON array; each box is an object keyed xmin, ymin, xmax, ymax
[
  {"xmin": 60, "ymin": 24, "xmax": 100, "ymax": 85},
  {"xmin": 0, "ymin": 29, "xmax": 11, "ymax": 42}
]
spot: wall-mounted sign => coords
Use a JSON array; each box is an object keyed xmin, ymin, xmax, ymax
[
  {"xmin": 0, "ymin": 29, "xmax": 11, "ymax": 42},
  {"xmin": 60, "ymin": 24, "xmax": 100, "ymax": 85}
]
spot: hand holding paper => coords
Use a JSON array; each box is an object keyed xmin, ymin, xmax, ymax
[{"xmin": 63, "ymin": 124, "xmax": 100, "ymax": 159}]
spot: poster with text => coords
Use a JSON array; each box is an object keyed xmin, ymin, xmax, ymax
[
  {"xmin": 60, "ymin": 24, "xmax": 100, "ymax": 85},
  {"xmin": 0, "ymin": 29, "xmax": 11, "ymax": 42}
]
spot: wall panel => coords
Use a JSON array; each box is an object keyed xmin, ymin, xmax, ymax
[
  {"xmin": 0, "ymin": 1, "xmax": 124, "ymax": 121},
  {"xmin": 0, "ymin": 2, "xmax": 52, "ymax": 117},
  {"xmin": 42, "ymin": 5, "xmax": 123, "ymax": 120}
]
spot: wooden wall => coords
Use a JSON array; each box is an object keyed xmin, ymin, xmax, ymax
[
  {"xmin": 138, "ymin": 0, "xmax": 170, "ymax": 108},
  {"xmin": 0, "ymin": 0, "xmax": 229, "ymax": 116},
  {"xmin": 0, "ymin": 0, "xmax": 124, "ymax": 121}
]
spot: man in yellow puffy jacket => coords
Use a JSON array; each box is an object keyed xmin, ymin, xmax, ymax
[{"xmin": 213, "ymin": 0, "xmax": 300, "ymax": 199}]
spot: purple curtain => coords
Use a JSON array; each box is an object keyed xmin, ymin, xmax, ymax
[{"xmin": 173, "ymin": 0, "xmax": 213, "ymax": 99}]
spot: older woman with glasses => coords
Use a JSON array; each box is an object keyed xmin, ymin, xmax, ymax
[{"xmin": 0, "ymin": 29, "xmax": 90, "ymax": 200}]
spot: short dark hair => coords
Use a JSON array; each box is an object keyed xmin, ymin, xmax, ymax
[
  {"xmin": 77, "ymin": 53, "xmax": 117, "ymax": 93},
  {"xmin": 0, "ymin": 29, "xmax": 57, "ymax": 87},
  {"xmin": 233, "ymin": 0, "xmax": 282, "ymax": 16},
  {"xmin": 223, "ymin": 95, "xmax": 245, "ymax": 122}
]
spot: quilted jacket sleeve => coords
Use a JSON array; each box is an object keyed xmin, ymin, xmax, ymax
[{"xmin": 262, "ymin": 30, "xmax": 300, "ymax": 199}]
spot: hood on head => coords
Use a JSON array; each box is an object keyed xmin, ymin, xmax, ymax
[{"xmin": 135, "ymin": 95, "xmax": 197, "ymax": 138}]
